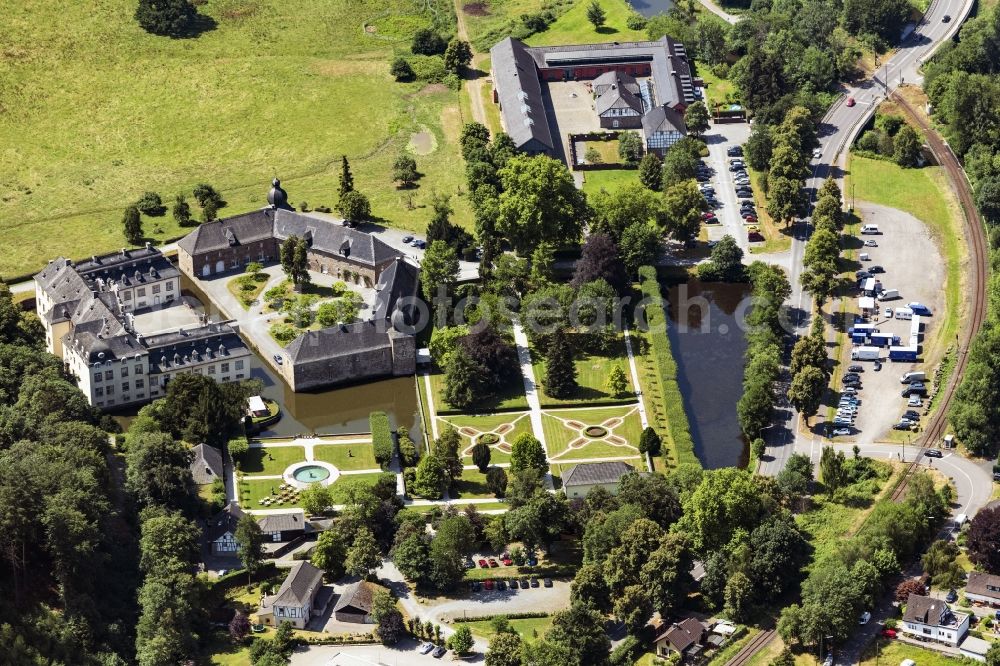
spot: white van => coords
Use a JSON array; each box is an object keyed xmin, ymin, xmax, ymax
[
  {"xmin": 861, "ymin": 224, "xmax": 880, "ymax": 234},
  {"xmin": 859, "ymin": 252, "xmax": 871, "ymax": 261},
  {"xmin": 895, "ymin": 307, "xmax": 913, "ymax": 320},
  {"xmin": 900, "ymin": 371, "xmax": 926, "ymax": 384},
  {"xmin": 877, "ymin": 289, "xmax": 899, "ymax": 301}
]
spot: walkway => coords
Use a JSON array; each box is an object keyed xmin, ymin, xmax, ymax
[
  {"xmin": 511, "ymin": 318, "xmax": 554, "ymax": 489},
  {"xmin": 623, "ymin": 326, "xmax": 653, "ymax": 471},
  {"xmin": 453, "ymin": 0, "xmax": 489, "ymax": 129},
  {"xmin": 697, "ymin": 0, "xmax": 741, "ymax": 24},
  {"xmin": 421, "ymin": 371, "xmax": 440, "ymax": 441}
]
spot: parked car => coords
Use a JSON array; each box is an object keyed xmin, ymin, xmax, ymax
[
  {"xmin": 869, "ymin": 265, "xmax": 885, "ymax": 273},
  {"xmin": 904, "ymin": 410, "xmax": 920, "ymax": 420},
  {"xmin": 848, "ymin": 365, "xmax": 863, "ymax": 373},
  {"xmin": 842, "ymin": 387, "xmax": 858, "ymax": 395},
  {"xmin": 943, "ymin": 13, "xmax": 951, "ymax": 21},
  {"xmin": 502, "ymin": 557, "xmax": 512, "ymax": 566},
  {"xmin": 846, "ymin": 97, "xmax": 856, "ymax": 107},
  {"xmin": 728, "ymin": 146, "xmax": 743, "ymax": 156},
  {"xmin": 882, "ymin": 628, "xmax": 897, "ymax": 639},
  {"xmin": 946, "ymin": 589, "xmax": 958, "ymax": 602},
  {"xmin": 527, "ymin": 557, "xmax": 538, "ymax": 566},
  {"xmin": 414, "ymin": 240, "xmax": 426, "ymax": 249},
  {"xmin": 908, "ymin": 302, "xmax": 932, "ymax": 316},
  {"xmin": 520, "ymin": 578, "xmax": 530, "ymax": 589},
  {"xmin": 925, "ymin": 449, "xmax": 943, "ymax": 458},
  {"xmin": 433, "ymin": 646, "xmax": 447, "ymax": 658},
  {"xmin": 489, "ymin": 558, "xmax": 499, "ymax": 568},
  {"xmin": 508, "ymin": 578, "xmax": 518, "ymax": 591},
  {"xmin": 273, "ymin": 354, "xmax": 283, "ymax": 365},
  {"xmin": 530, "ymin": 577, "xmax": 540, "ymax": 588},
  {"xmin": 478, "ymin": 558, "xmax": 488, "ymax": 568},
  {"xmin": 484, "ymin": 579, "xmax": 494, "ymax": 590},
  {"xmin": 832, "ymin": 428, "xmax": 852, "ymax": 436},
  {"xmin": 908, "ymin": 396, "xmax": 923, "ymax": 407},
  {"xmin": 497, "ymin": 580, "xmax": 507, "ymax": 591},
  {"xmin": 402, "ymin": 235, "xmax": 414, "ymax": 244},
  {"xmin": 874, "ymin": 361, "xmax": 882, "ymax": 371},
  {"xmin": 813, "ymin": 148, "xmax": 823, "ymax": 159},
  {"xmin": 842, "ymin": 373, "xmax": 860, "ymax": 382},
  {"xmin": 419, "ymin": 643, "xmax": 435, "ymax": 654},
  {"xmin": 469, "ymin": 581, "xmax": 481, "ymax": 592},
  {"xmin": 859, "ymin": 611, "xmax": 871, "ymax": 625},
  {"xmin": 894, "ymin": 422, "xmax": 914, "ymax": 431},
  {"xmin": 702, "ymin": 212, "xmax": 716, "ymax": 220},
  {"xmin": 544, "ymin": 578, "xmax": 553, "ymax": 588},
  {"xmin": 884, "ymin": 307, "xmax": 893, "ymax": 319}
]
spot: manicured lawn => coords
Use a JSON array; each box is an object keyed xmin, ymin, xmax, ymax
[
  {"xmin": 227, "ymin": 273, "xmax": 270, "ymax": 309},
  {"xmin": 859, "ymin": 639, "xmax": 965, "ymax": 666},
  {"xmin": 848, "ymin": 155, "xmax": 964, "ymax": 359},
  {"xmin": 326, "ymin": 473, "xmax": 388, "ymax": 505},
  {"xmin": 526, "ymin": 0, "xmax": 648, "ymax": 46},
  {"xmin": 451, "ymin": 469, "xmax": 496, "ymax": 499},
  {"xmin": 581, "ymin": 168, "xmax": 639, "ymax": 194},
  {"xmin": 581, "ymin": 139, "xmax": 622, "ymax": 165},
  {"xmin": 699, "ymin": 65, "xmax": 738, "ymax": 112},
  {"xmin": 313, "ymin": 443, "xmax": 379, "ymax": 471},
  {"xmin": 457, "ymin": 615, "xmax": 553, "ymax": 645},
  {"xmin": 430, "ymin": 368, "xmax": 529, "ymax": 413},
  {"xmin": 240, "ymin": 477, "xmax": 304, "ymax": 509},
  {"xmin": 541, "ymin": 405, "xmax": 643, "ymax": 460},
  {"xmin": 235, "ymin": 445, "xmax": 306, "ymax": 476},
  {"xmin": 533, "ymin": 339, "xmax": 635, "ymax": 407},
  {"xmin": 0, "ymin": 0, "xmax": 469, "ymax": 279},
  {"xmin": 748, "ymin": 168, "xmax": 792, "ymax": 254},
  {"xmin": 440, "ymin": 411, "xmax": 532, "ymax": 464}
]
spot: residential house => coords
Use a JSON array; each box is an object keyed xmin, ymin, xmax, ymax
[
  {"xmin": 965, "ymin": 571, "xmax": 1000, "ymax": 607},
  {"xmin": 901, "ymin": 594, "xmax": 970, "ymax": 646},
  {"xmin": 190, "ymin": 443, "xmax": 224, "ymax": 485},
  {"xmin": 642, "ymin": 105, "xmax": 687, "ymax": 156},
  {"xmin": 333, "ymin": 580, "xmax": 383, "ymax": 623},
  {"xmin": 206, "ymin": 503, "xmax": 244, "ymax": 557},
  {"xmin": 257, "ymin": 561, "xmax": 329, "ymax": 630},
  {"xmin": 654, "ymin": 618, "xmax": 707, "ymax": 662},
  {"xmin": 257, "ymin": 510, "xmax": 307, "ymax": 544},
  {"xmin": 561, "ymin": 461, "xmax": 636, "ymax": 499},
  {"xmin": 594, "ymin": 71, "xmax": 644, "ymax": 129}
]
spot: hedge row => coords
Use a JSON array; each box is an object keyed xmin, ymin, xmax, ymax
[
  {"xmin": 453, "ymin": 611, "xmax": 550, "ymax": 622},
  {"xmin": 638, "ymin": 266, "xmax": 699, "ymax": 468},
  {"xmin": 370, "ymin": 411, "xmax": 393, "ymax": 470}
]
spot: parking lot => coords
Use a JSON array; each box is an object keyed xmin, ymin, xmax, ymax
[
  {"xmin": 289, "ymin": 640, "xmax": 476, "ymax": 666},
  {"xmin": 825, "ymin": 202, "xmax": 947, "ymax": 445},
  {"xmin": 701, "ymin": 123, "xmax": 752, "ymax": 252}
]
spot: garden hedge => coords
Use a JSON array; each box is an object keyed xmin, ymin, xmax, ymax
[
  {"xmin": 370, "ymin": 411, "xmax": 393, "ymax": 470},
  {"xmin": 638, "ymin": 266, "xmax": 698, "ymax": 468}
]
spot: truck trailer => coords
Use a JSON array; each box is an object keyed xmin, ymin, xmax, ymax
[
  {"xmin": 851, "ymin": 346, "xmax": 881, "ymax": 361},
  {"xmin": 889, "ymin": 345, "xmax": 919, "ymax": 362}
]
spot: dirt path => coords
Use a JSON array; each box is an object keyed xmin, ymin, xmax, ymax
[{"xmin": 453, "ymin": 0, "xmax": 489, "ymax": 129}]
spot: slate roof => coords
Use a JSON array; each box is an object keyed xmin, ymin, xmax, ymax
[
  {"xmin": 593, "ymin": 70, "xmax": 640, "ymax": 96},
  {"xmin": 642, "ymin": 105, "xmax": 687, "ymax": 137},
  {"xmin": 966, "ymin": 571, "xmax": 1000, "ymax": 600},
  {"xmin": 333, "ymin": 581, "xmax": 380, "ymax": 615},
  {"xmin": 177, "ymin": 209, "xmax": 276, "ymax": 256},
  {"xmin": 656, "ymin": 618, "xmax": 706, "ymax": 653},
  {"xmin": 269, "ymin": 561, "xmax": 324, "ymax": 608},
  {"xmin": 490, "ymin": 37, "xmax": 555, "ymax": 153},
  {"xmin": 373, "ymin": 257, "xmax": 419, "ymax": 324},
  {"xmin": 205, "ymin": 503, "xmax": 245, "ymax": 543},
  {"xmin": 595, "ymin": 84, "xmax": 644, "ymax": 116},
  {"xmin": 903, "ymin": 594, "xmax": 948, "ymax": 625},
  {"xmin": 145, "ymin": 322, "xmax": 250, "ymax": 374},
  {"xmin": 256, "ymin": 510, "xmax": 306, "ymax": 535},
  {"xmin": 190, "ymin": 443, "xmax": 224, "ymax": 483},
  {"xmin": 561, "ymin": 461, "xmax": 635, "ymax": 487}
]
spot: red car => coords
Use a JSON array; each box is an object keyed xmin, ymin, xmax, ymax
[
  {"xmin": 484, "ymin": 579, "xmax": 494, "ymax": 590},
  {"xmin": 743, "ymin": 215, "xmax": 758, "ymax": 222},
  {"xmin": 478, "ymin": 558, "xmax": 489, "ymax": 568},
  {"xmin": 882, "ymin": 628, "xmax": 897, "ymax": 639},
  {"xmin": 702, "ymin": 212, "xmax": 716, "ymax": 220},
  {"xmin": 488, "ymin": 558, "xmax": 499, "ymax": 568},
  {"xmin": 846, "ymin": 96, "xmax": 856, "ymax": 107},
  {"xmin": 502, "ymin": 558, "xmax": 513, "ymax": 566}
]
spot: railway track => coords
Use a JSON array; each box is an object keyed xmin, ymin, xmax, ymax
[
  {"xmin": 725, "ymin": 628, "xmax": 778, "ymax": 666},
  {"xmin": 884, "ymin": 91, "xmax": 990, "ymax": 501}
]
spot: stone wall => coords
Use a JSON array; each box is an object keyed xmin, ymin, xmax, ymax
[{"xmin": 288, "ymin": 345, "xmax": 396, "ymax": 391}]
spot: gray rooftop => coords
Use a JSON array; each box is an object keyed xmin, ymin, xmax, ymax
[
  {"xmin": 145, "ymin": 322, "xmax": 249, "ymax": 374},
  {"xmin": 562, "ymin": 461, "xmax": 635, "ymax": 487},
  {"xmin": 191, "ymin": 443, "xmax": 224, "ymax": 480},
  {"xmin": 642, "ymin": 104, "xmax": 687, "ymax": 138},
  {"xmin": 903, "ymin": 594, "xmax": 952, "ymax": 626},
  {"xmin": 489, "ymin": 38, "xmax": 556, "ymax": 153},
  {"xmin": 256, "ymin": 510, "xmax": 306, "ymax": 534},
  {"xmin": 270, "ymin": 561, "xmax": 324, "ymax": 608},
  {"xmin": 593, "ymin": 70, "xmax": 640, "ymax": 96},
  {"xmin": 333, "ymin": 580, "xmax": 379, "ymax": 614},
  {"xmin": 595, "ymin": 83, "xmax": 644, "ymax": 116}
]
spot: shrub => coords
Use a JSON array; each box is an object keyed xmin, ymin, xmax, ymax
[
  {"xmin": 412, "ymin": 28, "xmax": 447, "ymax": 56},
  {"xmin": 625, "ymin": 12, "xmax": 647, "ymax": 29},
  {"xmin": 407, "ymin": 55, "xmax": 448, "ymax": 83},
  {"xmin": 270, "ymin": 323, "xmax": 299, "ymax": 344},
  {"xmin": 370, "ymin": 411, "xmax": 394, "ymax": 469},
  {"xmin": 478, "ymin": 433, "xmax": 499, "ymax": 446},
  {"xmin": 585, "ymin": 146, "xmax": 603, "ymax": 164},
  {"xmin": 638, "ymin": 266, "xmax": 697, "ymax": 466},
  {"xmin": 228, "ymin": 437, "xmax": 249, "ymax": 460},
  {"xmin": 611, "ymin": 635, "xmax": 643, "ymax": 665},
  {"xmin": 135, "ymin": 191, "xmax": 165, "ymax": 216},
  {"xmin": 390, "ymin": 57, "xmax": 415, "ymax": 82}
]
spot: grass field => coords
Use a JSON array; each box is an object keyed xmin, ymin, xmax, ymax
[
  {"xmin": 439, "ymin": 411, "xmax": 533, "ymax": 464},
  {"xmin": 699, "ymin": 66, "xmax": 738, "ymax": 111},
  {"xmin": 0, "ymin": 0, "xmax": 470, "ymax": 279},
  {"xmin": 430, "ymin": 369, "xmax": 530, "ymax": 413},
  {"xmin": 239, "ymin": 471, "xmax": 385, "ymax": 508},
  {"xmin": 541, "ymin": 405, "xmax": 643, "ymax": 459},
  {"xmin": 581, "ymin": 139, "xmax": 622, "ymax": 164},
  {"xmin": 847, "ymin": 155, "xmax": 965, "ymax": 361},
  {"xmin": 451, "ymin": 469, "xmax": 496, "ymax": 498},
  {"xmin": 456, "ymin": 615, "xmax": 553, "ymax": 645},
  {"xmin": 313, "ymin": 442, "xmax": 379, "ymax": 471},
  {"xmin": 859, "ymin": 639, "xmax": 965, "ymax": 666},
  {"xmin": 581, "ymin": 168, "xmax": 639, "ymax": 194},
  {"xmin": 525, "ymin": 0, "xmax": 648, "ymax": 46},
  {"xmin": 748, "ymin": 168, "xmax": 792, "ymax": 254},
  {"xmin": 236, "ymin": 445, "xmax": 305, "ymax": 475},
  {"xmin": 532, "ymin": 338, "xmax": 635, "ymax": 407}
]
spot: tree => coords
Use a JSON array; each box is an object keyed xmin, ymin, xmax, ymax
[
  {"xmin": 986, "ymin": 642, "xmax": 1000, "ymax": 666},
  {"xmin": 546, "ymin": 602, "xmax": 612, "ymax": 665},
  {"xmin": 338, "ymin": 156, "xmax": 354, "ymax": 199},
  {"xmin": 895, "ymin": 577, "xmax": 926, "ymax": 603},
  {"xmin": 123, "ymin": 205, "xmax": 143, "ymax": 245},
  {"xmin": 685, "ymin": 101, "xmax": 711, "ymax": 136},
  {"xmin": 788, "ymin": 365, "xmax": 826, "ymax": 420},
  {"xmin": 661, "ymin": 148, "xmax": 698, "ymax": 187},
  {"xmin": 201, "ymin": 197, "xmax": 219, "ymax": 222},
  {"xmin": 433, "ymin": 427, "xmax": 464, "ymax": 484},
  {"xmin": 444, "ymin": 39, "xmax": 473, "ymax": 74},
  {"xmin": 135, "ymin": 0, "xmax": 196, "ymax": 36},
  {"xmin": 638, "ymin": 427, "xmax": 662, "ymax": 456},
  {"xmin": 767, "ymin": 176, "xmax": 803, "ymax": 225},
  {"xmin": 894, "ymin": 125, "xmax": 922, "ymax": 167},
  {"xmin": 772, "ymin": 648, "xmax": 795, "ymax": 666},
  {"xmin": 235, "ymin": 514, "xmax": 265, "ymax": 588},
  {"xmin": 443, "ymin": 347, "xmax": 488, "ymax": 409},
  {"xmin": 724, "ymin": 571, "xmax": 755, "ymax": 622},
  {"xmin": 339, "ymin": 190, "xmax": 370, "ymax": 222},
  {"xmin": 639, "ymin": 153, "xmax": 663, "ymax": 190},
  {"xmin": 136, "ymin": 191, "xmax": 164, "ymax": 216},
  {"xmin": 708, "ymin": 234, "xmax": 744, "ymax": 281},
  {"xmin": 487, "ymin": 631, "xmax": 522, "ymax": 666},
  {"xmin": 745, "ymin": 124, "xmax": 773, "ymax": 171},
  {"xmin": 414, "ymin": 454, "xmax": 448, "ymax": 499},
  {"xmin": 448, "ymin": 624, "xmax": 475, "ymax": 655},
  {"xmin": 819, "ymin": 446, "xmax": 847, "ymax": 491},
  {"xmin": 660, "ymin": 180, "xmax": 705, "ymax": 243},
  {"xmin": 312, "ymin": 528, "xmax": 348, "ymax": 579},
  {"xmin": 472, "ymin": 439, "xmax": 492, "ymax": 473},
  {"xmin": 544, "ymin": 328, "xmax": 577, "ymax": 399},
  {"xmin": 393, "ymin": 153, "xmax": 418, "ymax": 187},
  {"xmin": 619, "ymin": 222, "xmax": 661, "ymax": 275},
  {"xmin": 421, "ymin": 240, "xmax": 460, "ymax": 302},
  {"xmin": 968, "ymin": 507, "xmax": 1000, "ymax": 573},
  {"xmin": 606, "ymin": 365, "xmax": 629, "ymax": 397},
  {"xmin": 497, "ymin": 155, "xmax": 588, "ymax": 254},
  {"xmin": 618, "ymin": 131, "xmax": 644, "ymax": 164},
  {"xmin": 301, "ymin": 484, "xmax": 333, "ymax": 516},
  {"xmin": 486, "ymin": 466, "xmax": 508, "ymax": 497},
  {"xmin": 412, "ymin": 28, "xmax": 447, "ymax": 55},
  {"xmin": 371, "ymin": 588, "xmax": 406, "ymax": 644},
  {"xmin": 842, "ymin": 0, "xmax": 911, "ymax": 41},
  {"xmin": 572, "ymin": 233, "xmax": 629, "ymax": 295},
  {"xmin": 510, "ymin": 433, "xmax": 548, "ymax": 474},
  {"xmin": 587, "ymin": 0, "xmax": 607, "ymax": 28},
  {"xmin": 390, "ymin": 57, "xmax": 415, "ymax": 81},
  {"xmin": 346, "ymin": 527, "xmax": 382, "ymax": 578},
  {"xmin": 922, "ymin": 539, "xmax": 965, "ymax": 589},
  {"xmin": 615, "ymin": 585, "xmax": 653, "ymax": 635},
  {"xmin": 125, "ymin": 432, "xmax": 193, "ymax": 510},
  {"xmin": 777, "ymin": 453, "xmax": 814, "ymax": 497},
  {"xmin": 571, "ymin": 563, "xmax": 612, "ymax": 612},
  {"xmin": 279, "ymin": 235, "xmax": 310, "ymax": 287},
  {"xmin": 589, "ymin": 183, "xmax": 660, "ymax": 241},
  {"xmin": 229, "ymin": 610, "xmax": 251, "ymax": 643}
]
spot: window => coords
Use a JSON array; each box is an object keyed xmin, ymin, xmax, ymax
[
  {"xmin": 106, "ymin": 386, "xmax": 115, "ymax": 395},
  {"xmin": 221, "ymin": 362, "xmax": 230, "ymax": 372},
  {"xmin": 105, "ymin": 370, "xmax": 114, "ymax": 380},
  {"xmin": 135, "ymin": 365, "xmax": 143, "ymax": 374},
  {"xmin": 152, "ymin": 284, "xmax": 161, "ymax": 294},
  {"xmin": 135, "ymin": 379, "xmax": 144, "ymax": 389},
  {"xmin": 235, "ymin": 359, "xmax": 244, "ymax": 370},
  {"xmin": 123, "ymin": 291, "xmax": 132, "ymax": 300},
  {"xmin": 121, "ymin": 382, "xmax": 128, "ymax": 393},
  {"xmin": 137, "ymin": 288, "xmax": 146, "ymax": 297},
  {"xmin": 94, "ymin": 373, "xmax": 102, "ymax": 383},
  {"xmin": 208, "ymin": 366, "xmax": 215, "ymax": 375},
  {"xmin": 613, "ymin": 119, "xmax": 619, "ymax": 128},
  {"xmin": 121, "ymin": 366, "xmax": 128, "ymax": 377},
  {"xmin": 165, "ymin": 281, "xmax": 173, "ymax": 291},
  {"xmin": 95, "ymin": 387, "xmax": 104, "ymax": 397}
]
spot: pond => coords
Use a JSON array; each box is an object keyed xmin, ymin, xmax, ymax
[
  {"xmin": 628, "ymin": 0, "xmax": 675, "ymax": 17},
  {"xmin": 665, "ymin": 279, "xmax": 751, "ymax": 469}
]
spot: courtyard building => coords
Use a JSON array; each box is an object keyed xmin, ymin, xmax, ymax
[{"xmin": 561, "ymin": 460, "xmax": 636, "ymax": 499}]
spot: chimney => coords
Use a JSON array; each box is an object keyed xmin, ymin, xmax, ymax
[{"xmin": 145, "ymin": 241, "xmax": 152, "ymax": 250}]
